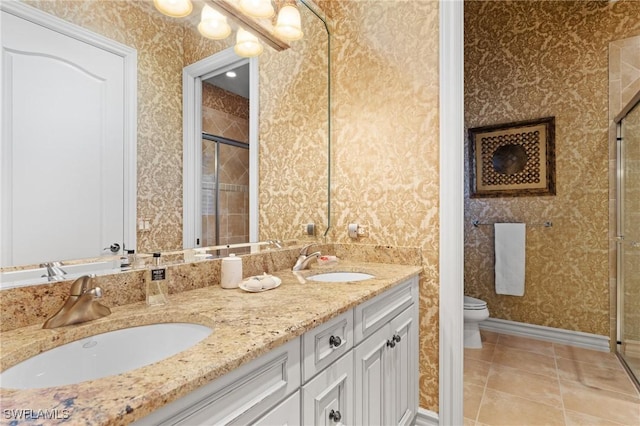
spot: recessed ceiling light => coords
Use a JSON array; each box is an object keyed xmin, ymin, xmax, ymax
[{"xmin": 226, "ymin": 71, "xmax": 237, "ymax": 78}]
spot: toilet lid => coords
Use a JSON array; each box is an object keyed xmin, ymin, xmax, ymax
[{"xmin": 464, "ymin": 296, "xmax": 487, "ymax": 309}]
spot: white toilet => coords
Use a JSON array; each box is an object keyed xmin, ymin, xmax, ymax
[{"xmin": 464, "ymin": 296, "xmax": 489, "ymax": 349}]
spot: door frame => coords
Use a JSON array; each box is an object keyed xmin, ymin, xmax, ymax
[{"xmin": 183, "ymin": 48, "xmax": 259, "ymax": 248}]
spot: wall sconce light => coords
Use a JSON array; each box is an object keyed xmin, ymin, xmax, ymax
[
  {"xmin": 234, "ymin": 27, "xmax": 264, "ymax": 57},
  {"xmin": 274, "ymin": 1, "xmax": 303, "ymax": 41},
  {"xmin": 154, "ymin": 0, "xmax": 301, "ymax": 56},
  {"xmin": 238, "ymin": 0, "xmax": 275, "ymax": 19},
  {"xmin": 198, "ymin": 5, "xmax": 232, "ymax": 39},
  {"xmin": 153, "ymin": 0, "xmax": 193, "ymax": 18}
]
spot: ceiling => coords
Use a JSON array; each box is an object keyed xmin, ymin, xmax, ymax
[{"xmin": 203, "ymin": 63, "xmax": 250, "ymax": 99}]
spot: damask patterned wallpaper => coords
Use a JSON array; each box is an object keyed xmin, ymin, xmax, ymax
[
  {"xmin": 324, "ymin": 0, "xmax": 441, "ymax": 411},
  {"xmin": 464, "ymin": 1, "xmax": 640, "ymax": 338}
]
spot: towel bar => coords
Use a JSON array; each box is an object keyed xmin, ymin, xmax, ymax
[{"xmin": 471, "ymin": 220, "xmax": 553, "ymax": 228}]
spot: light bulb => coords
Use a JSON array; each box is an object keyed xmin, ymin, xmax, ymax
[
  {"xmin": 198, "ymin": 5, "xmax": 231, "ymax": 39},
  {"xmin": 234, "ymin": 27, "xmax": 264, "ymax": 57},
  {"xmin": 153, "ymin": 0, "xmax": 193, "ymax": 18},
  {"xmin": 274, "ymin": 4, "xmax": 303, "ymax": 41},
  {"xmin": 238, "ymin": 0, "xmax": 275, "ymax": 18}
]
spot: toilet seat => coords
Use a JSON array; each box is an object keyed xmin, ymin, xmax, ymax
[{"xmin": 464, "ymin": 296, "xmax": 487, "ymax": 310}]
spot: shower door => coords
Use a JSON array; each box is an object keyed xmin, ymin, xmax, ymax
[
  {"xmin": 617, "ymin": 94, "xmax": 640, "ymax": 385},
  {"xmin": 201, "ymin": 133, "xmax": 250, "ymax": 250}
]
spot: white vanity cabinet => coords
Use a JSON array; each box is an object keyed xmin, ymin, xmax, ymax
[
  {"xmin": 135, "ymin": 338, "xmax": 301, "ymax": 426},
  {"xmin": 354, "ymin": 306, "xmax": 418, "ymax": 426},
  {"xmin": 137, "ymin": 275, "xmax": 418, "ymax": 426}
]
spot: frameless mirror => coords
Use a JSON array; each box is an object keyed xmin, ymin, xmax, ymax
[
  {"xmin": 0, "ymin": 0, "xmax": 330, "ymax": 286},
  {"xmin": 183, "ymin": 0, "xmax": 330, "ymax": 252}
]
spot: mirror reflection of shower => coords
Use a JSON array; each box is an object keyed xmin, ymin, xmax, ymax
[
  {"xmin": 201, "ymin": 64, "xmax": 250, "ymax": 253},
  {"xmin": 616, "ymin": 92, "xmax": 640, "ymax": 390}
]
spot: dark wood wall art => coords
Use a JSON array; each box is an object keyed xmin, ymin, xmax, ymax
[{"xmin": 468, "ymin": 117, "xmax": 556, "ymax": 198}]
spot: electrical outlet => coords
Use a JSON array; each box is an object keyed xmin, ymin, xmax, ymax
[
  {"xmin": 138, "ymin": 218, "xmax": 151, "ymax": 232},
  {"xmin": 357, "ymin": 225, "xmax": 368, "ymax": 237}
]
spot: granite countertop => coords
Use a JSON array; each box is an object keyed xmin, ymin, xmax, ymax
[{"xmin": 0, "ymin": 261, "xmax": 421, "ymax": 425}]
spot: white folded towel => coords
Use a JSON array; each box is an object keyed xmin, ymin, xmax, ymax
[{"xmin": 494, "ymin": 223, "xmax": 526, "ymax": 296}]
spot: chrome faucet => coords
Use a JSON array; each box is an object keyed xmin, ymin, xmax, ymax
[
  {"xmin": 267, "ymin": 239, "xmax": 283, "ymax": 249},
  {"xmin": 40, "ymin": 261, "xmax": 67, "ymax": 281},
  {"xmin": 292, "ymin": 243, "xmax": 321, "ymax": 271},
  {"xmin": 43, "ymin": 275, "xmax": 111, "ymax": 329}
]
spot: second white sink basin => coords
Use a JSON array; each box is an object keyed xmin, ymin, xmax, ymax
[
  {"xmin": 307, "ymin": 272, "xmax": 375, "ymax": 282},
  {"xmin": 0, "ymin": 322, "xmax": 212, "ymax": 390}
]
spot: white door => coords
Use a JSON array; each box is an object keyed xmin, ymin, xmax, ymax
[{"xmin": 1, "ymin": 9, "xmax": 125, "ymax": 266}]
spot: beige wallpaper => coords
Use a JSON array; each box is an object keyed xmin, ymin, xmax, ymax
[
  {"xmin": 257, "ymin": 4, "xmax": 329, "ymax": 242},
  {"xmin": 324, "ymin": 0, "xmax": 441, "ymax": 411},
  {"xmin": 464, "ymin": 0, "xmax": 640, "ymax": 338}
]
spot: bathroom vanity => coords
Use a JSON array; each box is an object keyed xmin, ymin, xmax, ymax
[{"xmin": 0, "ymin": 260, "xmax": 421, "ymax": 425}]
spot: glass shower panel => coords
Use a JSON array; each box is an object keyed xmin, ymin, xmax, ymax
[
  {"xmin": 201, "ymin": 135, "xmax": 250, "ymax": 251},
  {"xmin": 618, "ymin": 98, "xmax": 640, "ymax": 383}
]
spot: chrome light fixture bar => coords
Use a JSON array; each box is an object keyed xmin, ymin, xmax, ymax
[{"xmin": 209, "ymin": 0, "xmax": 292, "ymax": 52}]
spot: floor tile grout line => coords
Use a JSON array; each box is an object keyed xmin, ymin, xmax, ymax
[
  {"xmin": 552, "ymin": 345, "xmax": 569, "ymax": 426},
  {"xmin": 556, "ymin": 376, "xmax": 640, "ymax": 401},
  {"xmin": 481, "ymin": 382, "xmax": 566, "ymax": 413},
  {"xmin": 474, "ymin": 334, "xmax": 497, "ymax": 424}
]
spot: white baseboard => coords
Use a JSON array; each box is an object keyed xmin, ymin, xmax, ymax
[
  {"xmin": 479, "ymin": 318, "xmax": 610, "ymax": 352},
  {"xmin": 415, "ymin": 408, "xmax": 439, "ymax": 426}
]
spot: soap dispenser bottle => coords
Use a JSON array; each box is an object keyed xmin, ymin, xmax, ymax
[{"xmin": 146, "ymin": 252, "xmax": 168, "ymax": 305}]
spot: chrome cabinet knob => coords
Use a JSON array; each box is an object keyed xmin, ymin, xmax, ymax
[{"xmin": 329, "ymin": 409, "xmax": 342, "ymax": 423}]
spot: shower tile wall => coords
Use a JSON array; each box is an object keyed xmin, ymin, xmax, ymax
[
  {"xmin": 464, "ymin": 0, "xmax": 640, "ymax": 337},
  {"xmin": 201, "ymin": 83, "xmax": 249, "ymax": 247}
]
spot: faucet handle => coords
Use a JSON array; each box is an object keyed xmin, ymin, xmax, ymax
[
  {"xmin": 299, "ymin": 243, "xmax": 317, "ymax": 256},
  {"xmin": 69, "ymin": 275, "xmax": 96, "ymax": 296}
]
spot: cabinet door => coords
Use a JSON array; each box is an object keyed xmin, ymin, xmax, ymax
[
  {"xmin": 354, "ymin": 324, "xmax": 389, "ymax": 426},
  {"xmin": 303, "ymin": 310, "xmax": 353, "ymax": 382},
  {"xmin": 253, "ymin": 391, "xmax": 300, "ymax": 426},
  {"xmin": 302, "ymin": 351, "xmax": 353, "ymax": 425},
  {"xmin": 387, "ymin": 306, "xmax": 418, "ymax": 426}
]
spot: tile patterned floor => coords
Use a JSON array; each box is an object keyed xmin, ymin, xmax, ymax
[{"xmin": 464, "ymin": 331, "xmax": 640, "ymax": 425}]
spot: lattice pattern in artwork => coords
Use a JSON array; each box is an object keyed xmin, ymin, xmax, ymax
[{"xmin": 480, "ymin": 131, "xmax": 541, "ymax": 187}]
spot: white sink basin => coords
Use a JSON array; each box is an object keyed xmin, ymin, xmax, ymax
[
  {"xmin": 0, "ymin": 323, "xmax": 212, "ymax": 389},
  {"xmin": 307, "ymin": 272, "xmax": 375, "ymax": 282}
]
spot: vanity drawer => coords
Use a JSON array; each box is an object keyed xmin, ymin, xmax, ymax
[
  {"xmin": 136, "ymin": 337, "xmax": 300, "ymax": 426},
  {"xmin": 354, "ymin": 276, "xmax": 418, "ymax": 344},
  {"xmin": 302, "ymin": 310, "xmax": 353, "ymax": 382}
]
